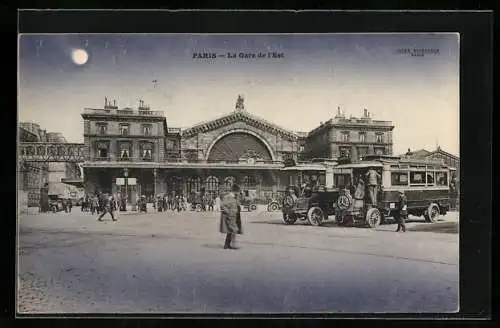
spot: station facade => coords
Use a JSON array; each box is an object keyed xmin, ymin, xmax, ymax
[{"xmin": 81, "ymin": 97, "xmax": 395, "ymax": 204}]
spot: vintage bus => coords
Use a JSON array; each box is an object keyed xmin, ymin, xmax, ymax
[{"xmin": 332, "ymin": 155, "xmax": 454, "ymax": 228}]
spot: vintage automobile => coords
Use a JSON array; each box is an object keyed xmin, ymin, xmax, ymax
[
  {"xmin": 48, "ymin": 197, "xmax": 64, "ymax": 213},
  {"xmin": 333, "ymin": 155, "xmax": 454, "ymax": 228},
  {"xmin": 267, "ymin": 199, "xmax": 281, "ymax": 212},
  {"xmin": 240, "ymin": 189, "xmax": 258, "ymax": 211},
  {"xmin": 189, "ymin": 192, "xmax": 205, "ymax": 211},
  {"xmin": 281, "ymin": 184, "xmax": 339, "ymax": 226}
]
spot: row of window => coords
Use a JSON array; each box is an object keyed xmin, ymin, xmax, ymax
[
  {"xmin": 95, "ymin": 141, "xmax": 154, "ymax": 160},
  {"xmin": 340, "ymin": 132, "xmax": 385, "ymax": 143},
  {"xmin": 391, "ymin": 171, "xmax": 448, "ymax": 186},
  {"xmin": 95, "ymin": 123, "xmax": 153, "ymax": 136},
  {"xmin": 339, "ymin": 146, "xmax": 386, "ymax": 158},
  {"xmin": 186, "ymin": 175, "xmax": 257, "ymax": 194},
  {"xmin": 334, "ymin": 171, "xmax": 448, "ymax": 188}
]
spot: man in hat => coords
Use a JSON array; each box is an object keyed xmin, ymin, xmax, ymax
[
  {"xmin": 97, "ymin": 195, "xmax": 117, "ymax": 222},
  {"xmin": 394, "ymin": 191, "xmax": 407, "ymax": 232},
  {"xmin": 220, "ymin": 184, "xmax": 243, "ymax": 249},
  {"xmin": 365, "ymin": 169, "xmax": 381, "ymax": 205}
]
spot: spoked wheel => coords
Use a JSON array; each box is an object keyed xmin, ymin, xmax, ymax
[
  {"xmin": 195, "ymin": 204, "xmax": 203, "ymax": 212},
  {"xmin": 366, "ymin": 207, "xmax": 382, "ymax": 229},
  {"xmin": 424, "ymin": 203, "xmax": 440, "ymax": 223},
  {"xmin": 268, "ymin": 202, "xmax": 279, "ymax": 212},
  {"xmin": 282, "ymin": 213, "xmax": 298, "ymax": 225},
  {"xmin": 249, "ymin": 204, "xmax": 258, "ymax": 211},
  {"xmin": 307, "ymin": 207, "xmax": 325, "ymax": 226}
]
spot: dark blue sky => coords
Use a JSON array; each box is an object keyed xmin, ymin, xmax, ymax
[{"xmin": 19, "ymin": 34, "xmax": 459, "ymax": 155}]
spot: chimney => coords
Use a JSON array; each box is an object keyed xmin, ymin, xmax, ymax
[
  {"xmin": 105, "ymin": 97, "xmax": 108, "ymax": 107},
  {"xmin": 363, "ymin": 108, "xmax": 368, "ymax": 117},
  {"xmin": 113, "ymin": 99, "xmax": 116, "ymax": 107}
]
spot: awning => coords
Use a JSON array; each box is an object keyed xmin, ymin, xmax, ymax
[
  {"xmin": 48, "ymin": 182, "xmax": 84, "ymax": 198},
  {"xmin": 61, "ymin": 178, "xmax": 84, "ymax": 188},
  {"xmin": 334, "ymin": 162, "xmax": 384, "ymax": 169},
  {"xmin": 281, "ymin": 164, "xmax": 326, "ymax": 171}
]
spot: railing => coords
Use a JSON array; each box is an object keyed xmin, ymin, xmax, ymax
[
  {"xmin": 332, "ymin": 118, "xmax": 393, "ymax": 126},
  {"xmin": 167, "ymin": 128, "xmax": 182, "ymax": 134},
  {"xmin": 83, "ymin": 108, "xmax": 165, "ymax": 117},
  {"xmin": 116, "ymin": 156, "xmax": 154, "ymax": 162},
  {"xmin": 91, "ymin": 156, "xmax": 155, "ymax": 162},
  {"xmin": 163, "ymin": 158, "xmax": 284, "ymax": 165}
]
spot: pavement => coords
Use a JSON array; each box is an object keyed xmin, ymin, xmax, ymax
[{"xmin": 17, "ymin": 209, "xmax": 459, "ymax": 314}]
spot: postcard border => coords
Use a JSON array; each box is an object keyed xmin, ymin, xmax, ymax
[{"xmin": 11, "ymin": 9, "xmax": 493, "ymax": 322}]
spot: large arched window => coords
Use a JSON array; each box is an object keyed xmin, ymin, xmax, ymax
[
  {"xmin": 224, "ymin": 176, "xmax": 236, "ymax": 191},
  {"xmin": 206, "ymin": 176, "xmax": 219, "ymax": 199},
  {"xmin": 243, "ymin": 175, "xmax": 256, "ymax": 190},
  {"xmin": 188, "ymin": 176, "xmax": 201, "ymax": 194}
]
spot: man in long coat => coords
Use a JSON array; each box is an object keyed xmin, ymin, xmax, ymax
[
  {"xmin": 220, "ymin": 184, "xmax": 243, "ymax": 249},
  {"xmin": 365, "ymin": 169, "xmax": 381, "ymax": 205},
  {"xmin": 395, "ymin": 191, "xmax": 408, "ymax": 232}
]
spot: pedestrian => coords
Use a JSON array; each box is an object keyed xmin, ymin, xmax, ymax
[
  {"xmin": 62, "ymin": 199, "xmax": 68, "ymax": 213},
  {"xmin": 68, "ymin": 198, "xmax": 72, "ymax": 213},
  {"xmin": 97, "ymin": 195, "xmax": 117, "ymax": 222},
  {"xmin": 220, "ymin": 184, "xmax": 243, "ymax": 250},
  {"xmin": 365, "ymin": 169, "xmax": 381, "ymax": 205},
  {"xmin": 208, "ymin": 196, "xmax": 214, "ymax": 211},
  {"xmin": 90, "ymin": 195, "xmax": 98, "ymax": 215},
  {"xmin": 215, "ymin": 194, "xmax": 221, "ymax": 211},
  {"xmin": 395, "ymin": 191, "xmax": 407, "ymax": 232},
  {"xmin": 139, "ymin": 195, "xmax": 147, "ymax": 213}
]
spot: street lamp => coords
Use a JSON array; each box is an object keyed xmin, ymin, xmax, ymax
[{"xmin": 123, "ymin": 168, "xmax": 129, "ymax": 210}]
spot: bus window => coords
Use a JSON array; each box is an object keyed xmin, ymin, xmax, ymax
[
  {"xmin": 435, "ymin": 172, "xmax": 448, "ymax": 186},
  {"xmin": 410, "ymin": 171, "xmax": 426, "ymax": 185},
  {"xmin": 319, "ymin": 173, "xmax": 326, "ymax": 185},
  {"xmin": 426, "ymin": 172, "xmax": 435, "ymax": 186},
  {"xmin": 391, "ymin": 172, "xmax": 409, "ymax": 186},
  {"xmin": 334, "ymin": 174, "xmax": 351, "ymax": 188}
]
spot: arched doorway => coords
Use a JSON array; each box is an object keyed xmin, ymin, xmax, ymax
[
  {"xmin": 242, "ymin": 175, "xmax": 256, "ymax": 191},
  {"xmin": 187, "ymin": 176, "xmax": 201, "ymax": 194},
  {"xmin": 224, "ymin": 176, "xmax": 236, "ymax": 192},
  {"xmin": 205, "ymin": 176, "xmax": 219, "ymax": 199},
  {"xmin": 206, "ymin": 131, "xmax": 274, "ymax": 162}
]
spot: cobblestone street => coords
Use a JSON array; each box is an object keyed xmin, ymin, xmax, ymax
[{"xmin": 17, "ymin": 209, "xmax": 459, "ymax": 314}]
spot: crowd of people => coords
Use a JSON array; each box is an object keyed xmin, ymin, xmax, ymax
[{"xmin": 77, "ymin": 191, "xmax": 225, "ymax": 216}]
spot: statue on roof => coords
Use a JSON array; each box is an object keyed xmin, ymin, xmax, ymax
[{"xmin": 235, "ymin": 94, "xmax": 245, "ymax": 111}]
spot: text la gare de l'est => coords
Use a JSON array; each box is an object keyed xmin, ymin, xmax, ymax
[{"xmin": 192, "ymin": 51, "xmax": 284, "ymax": 59}]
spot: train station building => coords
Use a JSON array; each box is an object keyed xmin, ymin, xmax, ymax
[{"xmin": 81, "ymin": 96, "xmax": 395, "ymax": 204}]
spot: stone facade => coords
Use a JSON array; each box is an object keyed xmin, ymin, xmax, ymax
[
  {"xmin": 305, "ymin": 110, "xmax": 394, "ymax": 161},
  {"xmin": 80, "ymin": 101, "xmax": 395, "ymax": 203}
]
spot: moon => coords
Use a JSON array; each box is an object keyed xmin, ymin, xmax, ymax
[{"xmin": 71, "ymin": 49, "xmax": 89, "ymax": 65}]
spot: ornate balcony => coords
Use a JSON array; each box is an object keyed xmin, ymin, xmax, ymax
[{"xmin": 83, "ymin": 108, "xmax": 165, "ymax": 117}]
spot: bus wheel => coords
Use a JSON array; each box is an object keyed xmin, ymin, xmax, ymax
[
  {"xmin": 250, "ymin": 204, "xmax": 258, "ymax": 211},
  {"xmin": 307, "ymin": 207, "xmax": 324, "ymax": 226},
  {"xmin": 282, "ymin": 213, "xmax": 297, "ymax": 225},
  {"xmin": 195, "ymin": 204, "xmax": 202, "ymax": 212},
  {"xmin": 424, "ymin": 203, "xmax": 440, "ymax": 223},
  {"xmin": 366, "ymin": 208, "xmax": 382, "ymax": 228}
]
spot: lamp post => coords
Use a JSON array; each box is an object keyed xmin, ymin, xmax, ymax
[{"xmin": 123, "ymin": 168, "xmax": 129, "ymax": 211}]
